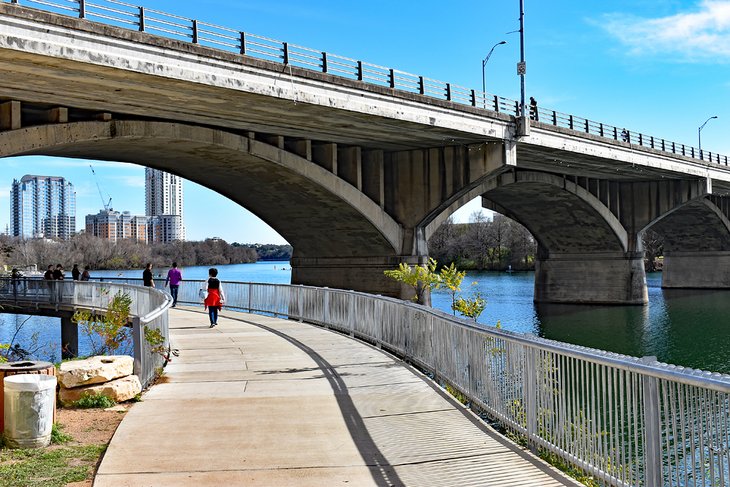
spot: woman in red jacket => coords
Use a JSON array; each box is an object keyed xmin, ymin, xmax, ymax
[{"xmin": 204, "ymin": 268, "xmax": 225, "ymax": 327}]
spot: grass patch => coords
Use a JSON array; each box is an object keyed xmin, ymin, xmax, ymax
[
  {"xmin": 51, "ymin": 424, "xmax": 72, "ymax": 445},
  {"xmin": 72, "ymin": 393, "xmax": 116, "ymax": 409},
  {"xmin": 0, "ymin": 444, "xmax": 106, "ymax": 487}
]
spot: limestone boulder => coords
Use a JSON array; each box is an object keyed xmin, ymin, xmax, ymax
[
  {"xmin": 59, "ymin": 355, "xmax": 133, "ymax": 388},
  {"xmin": 59, "ymin": 375, "xmax": 142, "ymax": 406}
]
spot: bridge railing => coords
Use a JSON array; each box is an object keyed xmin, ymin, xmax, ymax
[
  {"xmin": 0, "ymin": 278, "xmax": 170, "ymax": 388},
  {"xmin": 4, "ymin": 0, "xmax": 728, "ymax": 167}
]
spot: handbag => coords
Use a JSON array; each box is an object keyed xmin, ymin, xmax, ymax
[{"xmin": 199, "ymin": 288, "xmax": 208, "ymax": 300}]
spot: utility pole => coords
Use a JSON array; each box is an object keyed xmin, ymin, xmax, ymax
[{"xmin": 516, "ymin": 0, "xmax": 529, "ymax": 136}]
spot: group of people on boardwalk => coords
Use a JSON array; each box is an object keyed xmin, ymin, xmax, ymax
[
  {"xmin": 143, "ymin": 262, "xmax": 224, "ymax": 326},
  {"xmin": 43, "ymin": 263, "xmax": 90, "ymax": 281}
]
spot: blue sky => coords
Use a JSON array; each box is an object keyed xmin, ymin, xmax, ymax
[{"xmin": 2, "ymin": 0, "xmax": 729, "ymax": 243}]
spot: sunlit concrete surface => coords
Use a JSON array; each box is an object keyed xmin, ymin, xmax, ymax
[{"xmin": 94, "ymin": 307, "xmax": 581, "ymax": 486}]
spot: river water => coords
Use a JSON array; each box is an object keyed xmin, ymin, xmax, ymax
[{"xmin": 2, "ymin": 263, "xmax": 729, "ymax": 373}]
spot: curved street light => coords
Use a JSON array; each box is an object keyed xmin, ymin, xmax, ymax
[
  {"xmin": 481, "ymin": 40, "xmax": 507, "ymax": 105},
  {"xmin": 698, "ymin": 115, "xmax": 718, "ymax": 158}
]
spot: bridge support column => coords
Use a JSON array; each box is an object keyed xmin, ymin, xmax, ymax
[
  {"xmin": 290, "ymin": 255, "xmax": 429, "ymax": 302},
  {"xmin": 662, "ymin": 251, "xmax": 730, "ymax": 288},
  {"xmin": 60, "ymin": 317, "xmax": 78, "ymax": 360},
  {"xmin": 534, "ymin": 252, "xmax": 647, "ymax": 304}
]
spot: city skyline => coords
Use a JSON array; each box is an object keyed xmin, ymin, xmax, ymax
[{"xmin": 0, "ymin": 1, "xmax": 728, "ymax": 244}]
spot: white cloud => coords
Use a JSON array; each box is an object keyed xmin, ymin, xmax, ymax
[
  {"xmin": 600, "ymin": 1, "xmax": 730, "ymax": 61},
  {"xmin": 110, "ymin": 175, "xmax": 145, "ymax": 188}
]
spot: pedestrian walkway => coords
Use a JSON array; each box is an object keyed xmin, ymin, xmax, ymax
[{"xmin": 95, "ymin": 308, "xmax": 581, "ymax": 486}]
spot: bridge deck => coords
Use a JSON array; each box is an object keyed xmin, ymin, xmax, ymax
[{"xmin": 95, "ymin": 307, "xmax": 580, "ymax": 487}]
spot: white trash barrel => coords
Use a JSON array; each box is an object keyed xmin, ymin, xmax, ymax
[{"xmin": 3, "ymin": 374, "xmax": 57, "ymax": 448}]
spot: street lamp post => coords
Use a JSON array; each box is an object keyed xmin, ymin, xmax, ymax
[
  {"xmin": 481, "ymin": 40, "xmax": 506, "ymax": 107},
  {"xmin": 698, "ymin": 115, "xmax": 718, "ymax": 159}
]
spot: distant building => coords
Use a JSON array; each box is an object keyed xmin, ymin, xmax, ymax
[
  {"xmin": 10, "ymin": 175, "xmax": 76, "ymax": 240},
  {"xmin": 85, "ymin": 209, "xmax": 148, "ymax": 243},
  {"xmin": 145, "ymin": 168, "xmax": 185, "ymax": 242}
]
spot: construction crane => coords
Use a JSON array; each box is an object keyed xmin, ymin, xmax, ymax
[{"xmin": 89, "ymin": 165, "xmax": 112, "ymax": 211}]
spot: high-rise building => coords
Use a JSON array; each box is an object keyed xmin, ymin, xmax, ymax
[
  {"xmin": 85, "ymin": 209, "xmax": 148, "ymax": 243},
  {"xmin": 10, "ymin": 175, "xmax": 76, "ymax": 240},
  {"xmin": 145, "ymin": 168, "xmax": 185, "ymax": 242}
]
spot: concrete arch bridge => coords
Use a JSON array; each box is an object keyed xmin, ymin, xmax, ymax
[{"xmin": 2, "ymin": 2, "xmax": 730, "ymax": 304}]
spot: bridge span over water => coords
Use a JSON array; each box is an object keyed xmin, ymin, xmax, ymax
[{"xmin": 2, "ymin": 1, "xmax": 730, "ymax": 304}]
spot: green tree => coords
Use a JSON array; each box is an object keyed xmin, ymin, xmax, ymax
[
  {"xmin": 439, "ymin": 263, "xmax": 466, "ymax": 314},
  {"xmin": 72, "ymin": 291, "xmax": 133, "ymax": 356},
  {"xmin": 453, "ymin": 291, "xmax": 487, "ymax": 322},
  {"xmin": 383, "ymin": 257, "xmax": 441, "ymax": 305}
]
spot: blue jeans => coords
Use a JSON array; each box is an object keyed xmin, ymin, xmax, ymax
[
  {"xmin": 208, "ymin": 306, "xmax": 219, "ymax": 325},
  {"xmin": 169, "ymin": 285, "xmax": 179, "ymax": 306}
]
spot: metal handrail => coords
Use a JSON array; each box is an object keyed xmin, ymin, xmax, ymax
[
  {"xmin": 27, "ymin": 274, "xmax": 730, "ymax": 484},
  {"xmin": 3, "ymin": 0, "xmax": 728, "ymax": 167},
  {"xmin": 0, "ymin": 277, "xmax": 170, "ymax": 388}
]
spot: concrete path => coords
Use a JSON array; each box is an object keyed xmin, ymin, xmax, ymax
[{"xmin": 95, "ymin": 308, "xmax": 581, "ymax": 487}]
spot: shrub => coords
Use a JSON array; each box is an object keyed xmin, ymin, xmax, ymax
[{"xmin": 72, "ymin": 393, "xmax": 116, "ymax": 409}]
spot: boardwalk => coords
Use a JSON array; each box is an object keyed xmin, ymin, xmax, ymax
[{"xmin": 95, "ymin": 308, "xmax": 581, "ymax": 486}]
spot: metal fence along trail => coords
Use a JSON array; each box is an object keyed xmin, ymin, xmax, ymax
[
  {"xmin": 0, "ymin": 278, "xmax": 171, "ymax": 388},
  {"xmin": 161, "ymin": 279, "xmax": 725, "ymax": 487},
  {"xmin": 2, "ymin": 0, "xmax": 729, "ymax": 166}
]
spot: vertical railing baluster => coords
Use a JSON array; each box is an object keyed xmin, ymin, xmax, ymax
[
  {"xmin": 282, "ymin": 42, "xmax": 289, "ymax": 64},
  {"xmin": 191, "ymin": 19, "xmax": 198, "ymax": 43},
  {"xmin": 470, "ymin": 89, "xmax": 476, "ymax": 107},
  {"xmin": 356, "ymin": 61, "xmax": 363, "ymax": 81},
  {"xmin": 493, "ymin": 95, "xmax": 499, "ymax": 112},
  {"xmin": 321, "ymin": 52, "xmax": 327, "ymax": 73},
  {"xmin": 445, "ymin": 83, "xmax": 451, "ymax": 101},
  {"xmin": 78, "ymin": 0, "xmax": 86, "ymax": 18},
  {"xmin": 599, "ymin": 123, "xmax": 604, "ymax": 137},
  {"xmin": 239, "ymin": 32, "xmax": 246, "ymax": 55},
  {"xmin": 569, "ymin": 115, "xmax": 574, "ymax": 130},
  {"xmin": 552, "ymin": 111, "xmax": 557, "ymax": 125},
  {"xmin": 641, "ymin": 357, "xmax": 663, "ymax": 486},
  {"xmin": 138, "ymin": 7, "xmax": 145, "ymax": 32},
  {"xmin": 388, "ymin": 68, "xmax": 395, "ymax": 88},
  {"xmin": 525, "ymin": 346, "xmax": 538, "ymax": 452},
  {"xmin": 418, "ymin": 76, "xmax": 425, "ymax": 95}
]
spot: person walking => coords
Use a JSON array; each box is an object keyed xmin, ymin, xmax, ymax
[
  {"xmin": 204, "ymin": 268, "xmax": 225, "ymax": 328},
  {"xmin": 164, "ymin": 262, "xmax": 182, "ymax": 307},
  {"xmin": 71, "ymin": 264, "xmax": 80, "ymax": 281},
  {"xmin": 143, "ymin": 263, "xmax": 155, "ymax": 287},
  {"xmin": 80, "ymin": 266, "xmax": 91, "ymax": 281},
  {"xmin": 43, "ymin": 265, "xmax": 53, "ymax": 280}
]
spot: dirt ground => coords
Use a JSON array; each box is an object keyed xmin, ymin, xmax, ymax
[{"xmin": 56, "ymin": 406, "xmax": 129, "ymax": 487}]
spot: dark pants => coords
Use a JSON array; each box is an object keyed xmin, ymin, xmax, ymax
[
  {"xmin": 170, "ymin": 285, "xmax": 179, "ymax": 306},
  {"xmin": 208, "ymin": 306, "xmax": 219, "ymax": 325}
]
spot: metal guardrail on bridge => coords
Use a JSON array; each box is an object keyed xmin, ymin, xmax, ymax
[
  {"xmin": 3, "ymin": 0, "xmax": 728, "ymax": 166},
  {"xmin": 93, "ymin": 276, "xmax": 730, "ymax": 487},
  {"xmin": 0, "ymin": 278, "xmax": 170, "ymax": 388}
]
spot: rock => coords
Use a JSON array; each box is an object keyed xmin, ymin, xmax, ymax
[
  {"xmin": 104, "ymin": 405, "xmax": 128, "ymax": 412},
  {"xmin": 59, "ymin": 355, "xmax": 133, "ymax": 388},
  {"xmin": 59, "ymin": 375, "xmax": 142, "ymax": 406}
]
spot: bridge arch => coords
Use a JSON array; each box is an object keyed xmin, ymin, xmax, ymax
[
  {"xmin": 457, "ymin": 170, "xmax": 646, "ymax": 304},
  {"xmin": 0, "ymin": 120, "xmax": 408, "ymax": 294},
  {"xmin": 647, "ymin": 197, "xmax": 730, "ymax": 288}
]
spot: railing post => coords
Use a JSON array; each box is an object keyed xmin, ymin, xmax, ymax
[
  {"xmin": 297, "ymin": 285, "xmax": 303, "ymax": 322},
  {"xmin": 78, "ymin": 0, "xmax": 86, "ymax": 19},
  {"xmin": 322, "ymin": 287, "xmax": 329, "ymax": 326},
  {"xmin": 524, "ymin": 346, "xmax": 538, "ymax": 452},
  {"xmin": 641, "ymin": 356, "xmax": 663, "ymax": 486},
  {"xmin": 470, "ymin": 89, "xmax": 476, "ymax": 107},
  {"xmin": 388, "ymin": 68, "xmax": 395, "ymax": 88},
  {"xmin": 247, "ymin": 282, "xmax": 252, "ymax": 312},
  {"xmin": 239, "ymin": 32, "xmax": 246, "ymax": 54},
  {"xmin": 639, "ymin": 133, "xmax": 643, "ymax": 146},
  {"xmin": 584, "ymin": 119, "xmax": 589, "ymax": 133},
  {"xmin": 493, "ymin": 95, "xmax": 499, "ymax": 112},
  {"xmin": 356, "ymin": 61, "xmax": 363, "ymax": 81},
  {"xmin": 282, "ymin": 42, "xmax": 289, "ymax": 64},
  {"xmin": 445, "ymin": 83, "xmax": 452, "ymax": 101},
  {"xmin": 138, "ymin": 7, "xmax": 145, "ymax": 32},
  {"xmin": 569, "ymin": 115, "xmax": 574, "ymax": 130},
  {"xmin": 132, "ymin": 316, "xmax": 143, "ymax": 379},
  {"xmin": 418, "ymin": 76, "xmax": 425, "ymax": 95},
  {"xmin": 552, "ymin": 111, "xmax": 557, "ymax": 125},
  {"xmin": 599, "ymin": 123, "xmax": 604, "ymax": 137},
  {"xmin": 191, "ymin": 19, "xmax": 199, "ymax": 44},
  {"xmin": 348, "ymin": 291, "xmax": 355, "ymax": 337},
  {"xmin": 321, "ymin": 52, "xmax": 328, "ymax": 73}
]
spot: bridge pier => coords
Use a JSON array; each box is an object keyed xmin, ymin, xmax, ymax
[
  {"xmin": 290, "ymin": 254, "xmax": 429, "ymax": 302},
  {"xmin": 662, "ymin": 251, "xmax": 730, "ymax": 288},
  {"xmin": 61, "ymin": 317, "xmax": 78, "ymax": 360},
  {"xmin": 534, "ymin": 251, "xmax": 648, "ymax": 305}
]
